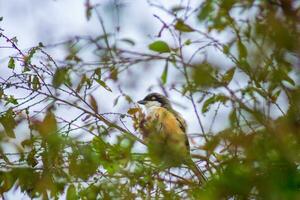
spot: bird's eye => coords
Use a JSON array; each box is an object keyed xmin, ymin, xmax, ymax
[{"xmin": 151, "ymin": 96, "xmax": 156, "ymax": 100}]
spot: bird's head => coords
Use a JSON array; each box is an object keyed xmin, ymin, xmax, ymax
[{"xmin": 138, "ymin": 93, "xmax": 171, "ymax": 109}]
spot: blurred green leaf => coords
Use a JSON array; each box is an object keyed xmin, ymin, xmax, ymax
[
  {"xmin": 127, "ymin": 108, "xmax": 139, "ymax": 115},
  {"xmin": 89, "ymin": 94, "xmax": 98, "ymax": 112},
  {"xmin": 202, "ymin": 95, "xmax": 228, "ymax": 113},
  {"xmin": 221, "ymin": 67, "xmax": 235, "ymax": 85},
  {"xmin": 197, "ymin": 2, "xmax": 213, "ymax": 21},
  {"xmin": 27, "ymin": 149, "xmax": 38, "ymax": 167},
  {"xmin": 52, "ymin": 67, "xmax": 69, "ymax": 88},
  {"xmin": 95, "ymin": 79, "xmax": 112, "ymax": 92},
  {"xmin": 32, "ymin": 75, "xmax": 41, "ymax": 90},
  {"xmin": 24, "ymin": 47, "xmax": 38, "ymax": 66},
  {"xmin": 35, "ymin": 111, "xmax": 58, "ymax": 137},
  {"xmin": 66, "ymin": 184, "xmax": 77, "ymax": 200},
  {"xmin": 160, "ymin": 61, "xmax": 168, "ymax": 84},
  {"xmin": 8, "ymin": 57, "xmax": 15, "ymax": 69},
  {"xmin": 148, "ymin": 41, "xmax": 170, "ymax": 53},
  {"xmin": 85, "ymin": 0, "xmax": 92, "ymax": 21},
  {"xmin": 174, "ymin": 20, "xmax": 194, "ymax": 32},
  {"xmin": 0, "ymin": 108, "xmax": 16, "ymax": 138},
  {"xmin": 192, "ymin": 63, "xmax": 217, "ymax": 88},
  {"xmin": 120, "ymin": 38, "xmax": 135, "ymax": 46},
  {"xmin": 5, "ymin": 95, "xmax": 18, "ymax": 105},
  {"xmin": 237, "ymin": 40, "xmax": 247, "ymax": 59}
]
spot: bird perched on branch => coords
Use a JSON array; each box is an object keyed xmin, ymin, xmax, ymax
[{"xmin": 137, "ymin": 93, "xmax": 207, "ymax": 184}]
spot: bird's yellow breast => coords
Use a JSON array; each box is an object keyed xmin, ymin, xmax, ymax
[
  {"xmin": 148, "ymin": 107, "xmax": 183, "ymax": 135},
  {"xmin": 145, "ymin": 107, "xmax": 189, "ymax": 165}
]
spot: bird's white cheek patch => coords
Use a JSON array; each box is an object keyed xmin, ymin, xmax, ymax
[{"xmin": 145, "ymin": 101, "xmax": 161, "ymax": 109}]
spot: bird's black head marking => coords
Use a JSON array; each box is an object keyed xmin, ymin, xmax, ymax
[{"xmin": 138, "ymin": 93, "xmax": 171, "ymax": 108}]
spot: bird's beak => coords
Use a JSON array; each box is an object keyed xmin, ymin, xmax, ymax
[{"xmin": 138, "ymin": 100, "xmax": 147, "ymax": 105}]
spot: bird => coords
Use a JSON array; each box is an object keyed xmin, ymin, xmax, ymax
[{"xmin": 137, "ymin": 92, "xmax": 207, "ymax": 184}]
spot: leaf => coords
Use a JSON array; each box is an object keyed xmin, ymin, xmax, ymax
[
  {"xmin": 161, "ymin": 61, "xmax": 168, "ymax": 85},
  {"xmin": 113, "ymin": 95, "xmax": 120, "ymax": 107},
  {"xmin": 229, "ymin": 109, "xmax": 237, "ymax": 127},
  {"xmin": 52, "ymin": 67, "xmax": 68, "ymax": 88},
  {"xmin": 32, "ymin": 75, "xmax": 41, "ymax": 90},
  {"xmin": 66, "ymin": 184, "xmax": 77, "ymax": 200},
  {"xmin": 8, "ymin": 57, "xmax": 15, "ymax": 69},
  {"xmin": 271, "ymin": 90, "xmax": 281, "ymax": 103},
  {"xmin": 36, "ymin": 111, "xmax": 58, "ymax": 137},
  {"xmin": 24, "ymin": 47, "xmax": 38, "ymax": 66},
  {"xmin": 0, "ymin": 16, "xmax": 3, "ymax": 21},
  {"xmin": 21, "ymin": 139, "xmax": 34, "ymax": 148},
  {"xmin": 127, "ymin": 108, "xmax": 140, "ymax": 115},
  {"xmin": 89, "ymin": 95, "xmax": 99, "ymax": 112},
  {"xmin": 184, "ymin": 39, "xmax": 192, "ymax": 45},
  {"xmin": 198, "ymin": 2, "xmax": 213, "ymax": 21},
  {"xmin": 38, "ymin": 42, "xmax": 44, "ymax": 47},
  {"xmin": 27, "ymin": 149, "xmax": 38, "ymax": 167},
  {"xmin": 221, "ymin": 67, "xmax": 235, "ymax": 84},
  {"xmin": 11, "ymin": 37, "xmax": 18, "ymax": 44},
  {"xmin": 95, "ymin": 79, "xmax": 112, "ymax": 92},
  {"xmin": 95, "ymin": 68, "xmax": 101, "ymax": 80},
  {"xmin": 202, "ymin": 95, "xmax": 228, "ymax": 113},
  {"xmin": 120, "ymin": 38, "xmax": 135, "ymax": 46},
  {"xmin": 5, "ymin": 95, "xmax": 18, "ymax": 106},
  {"xmin": 148, "ymin": 41, "xmax": 170, "ymax": 53},
  {"xmin": 237, "ymin": 40, "xmax": 247, "ymax": 59},
  {"xmin": 0, "ymin": 87, "xmax": 3, "ymax": 99},
  {"xmin": 282, "ymin": 74, "xmax": 295, "ymax": 86},
  {"xmin": 85, "ymin": 0, "xmax": 92, "ymax": 21},
  {"xmin": 174, "ymin": 20, "xmax": 194, "ymax": 32},
  {"xmin": 171, "ymin": 5, "xmax": 185, "ymax": 12},
  {"xmin": 0, "ymin": 108, "xmax": 16, "ymax": 138}
]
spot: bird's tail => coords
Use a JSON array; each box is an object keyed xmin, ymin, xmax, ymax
[{"xmin": 186, "ymin": 159, "xmax": 207, "ymax": 184}]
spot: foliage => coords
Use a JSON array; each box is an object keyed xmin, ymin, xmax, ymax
[{"xmin": 0, "ymin": 0, "xmax": 300, "ymax": 199}]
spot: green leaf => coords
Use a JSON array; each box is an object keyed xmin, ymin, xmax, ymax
[
  {"xmin": 36, "ymin": 111, "xmax": 58, "ymax": 137},
  {"xmin": 197, "ymin": 2, "xmax": 213, "ymax": 21},
  {"xmin": 52, "ymin": 67, "xmax": 68, "ymax": 88},
  {"xmin": 171, "ymin": 5, "xmax": 185, "ymax": 13},
  {"xmin": 25, "ymin": 47, "xmax": 37, "ymax": 63},
  {"xmin": 184, "ymin": 39, "xmax": 192, "ymax": 45},
  {"xmin": 86, "ymin": 5, "xmax": 92, "ymax": 21},
  {"xmin": 8, "ymin": 57, "xmax": 15, "ymax": 69},
  {"xmin": 229, "ymin": 109, "xmax": 237, "ymax": 127},
  {"xmin": 202, "ymin": 95, "xmax": 228, "ymax": 113},
  {"xmin": 89, "ymin": 95, "xmax": 99, "ymax": 112},
  {"xmin": 27, "ymin": 149, "xmax": 38, "ymax": 167},
  {"xmin": 95, "ymin": 68, "xmax": 102, "ymax": 80},
  {"xmin": 174, "ymin": 20, "xmax": 194, "ymax": 32},
  {"xmin": 271, "ymin": 90, "xmax": 281, "ymax": 103},
  {"xmin": 127, "ymin": 108, "xmax": 140, "ymax": 115},
  {"xmin": 161, "ymin": 61, "xmax": 168, "ymax": 84},
  {"xmin": 0, "ymin": 87, "xmax": 3, "ymax": 99},
  {"xmin": 282, "ymin": 73, "xmax": 295, "ymax": 86},
  {"xmin": 95, "ymin": 79, "xmax": 112, "ymax": 92},
  {"xmin": 148, "ymin": 41, "xmax": 170, "ymax": 53},
  {"xmin": 237, "ymin": 40, "xmax": 247, "ymax": 59},
  {"xmin": 11, "ymin": 37, "xmax": 18, "ymax": 44},
  {"xmin": 120, "ymin": 38, "xmax": 135, "ymax": 46},
  {"xmin": 5, "ymin": 95, "xmax": 18, "ymax": 105},
  {"xmin": 66, "ymin": 184, "xmax": 77, "ymax": 200},
  {"xmin": 32, "ymin": 75, "xmax": 41, "ymax": 90},
  {"xmin": 222, "ymin": 67, "xmax": 235, "ymax": 84},
  {"xmin": 113, "ymin": 95, "xmax": 120, "ymax": 107},
  {"xmin": 0, "ymin": 108, "xmax": 16, "ymax": 138}
]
